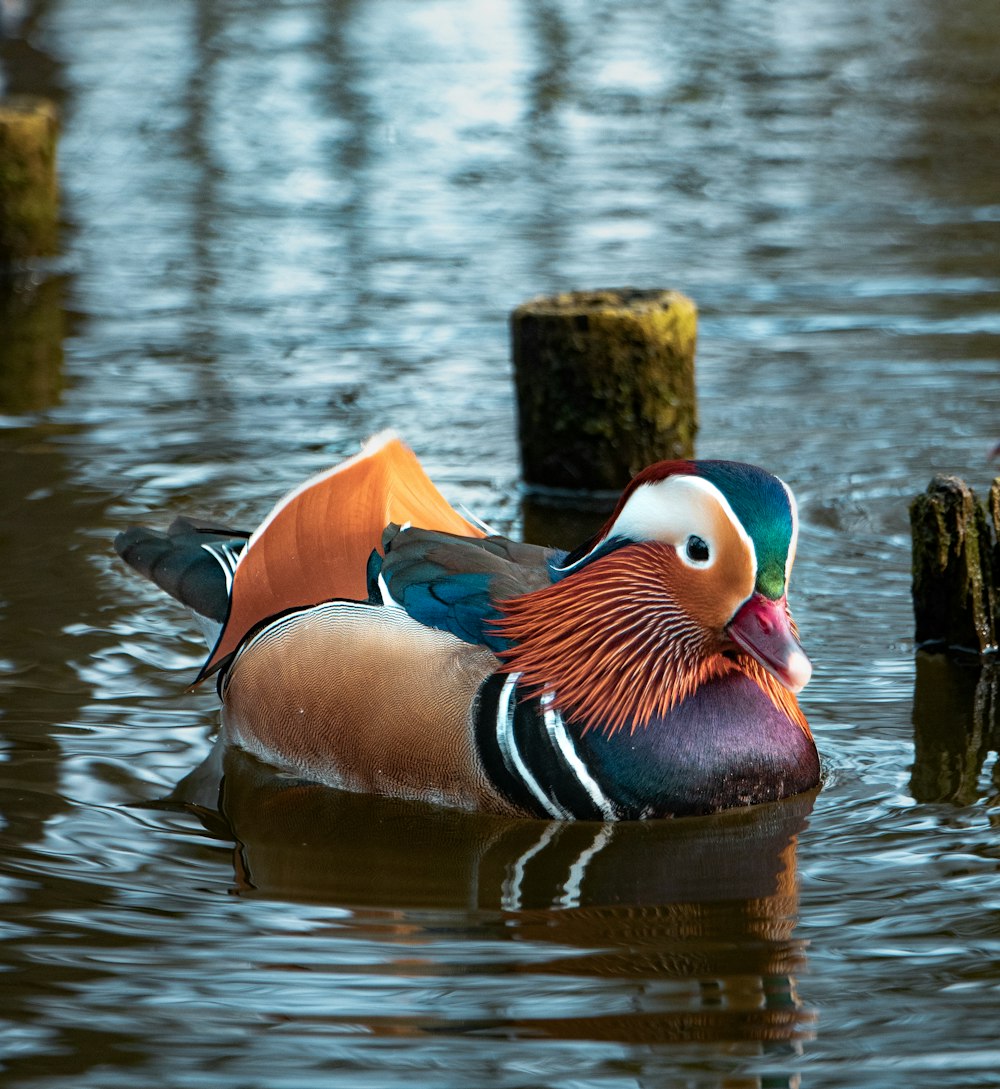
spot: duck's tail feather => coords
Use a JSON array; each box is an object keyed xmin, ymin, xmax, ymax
[{"xmin": 114, "ymin": 517, "xmax": 249, "ymax": 634}]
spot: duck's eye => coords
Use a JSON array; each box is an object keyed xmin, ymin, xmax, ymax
[{"xmin": 684, "ymin": 535, "xmax": 711, "ymax": 564}]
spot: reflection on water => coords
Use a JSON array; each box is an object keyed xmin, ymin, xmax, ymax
[
  {"xmin": 0, "ymin": 275, "xmax": 65, "ymax": 413},
  {"xmin": 167, "ymin": 742, "xmax": 816, "ymax": 1049},
  {"xmin": 1, "ymin": 0, "xmax": 999, "ymax": 1085},
  {"xmin": 911, "ymin": 654, "xmax": 999, "ymax": 807}
]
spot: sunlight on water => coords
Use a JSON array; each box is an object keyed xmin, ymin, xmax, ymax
[{"xmin": 0, "ymin": 0, "xmax": 999, "ymax": 1086}]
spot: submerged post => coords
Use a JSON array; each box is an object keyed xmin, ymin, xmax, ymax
[
  {"xmin": 510, "ymin": 288, "xmax": 697, "ymax": 494},
  {"xmin": 0, "ymin": 97, "xmax": 59, "ymax": 266},
  {"xmin": 909, "ymin": 474, "xmax": 998, "ymax": 656}
]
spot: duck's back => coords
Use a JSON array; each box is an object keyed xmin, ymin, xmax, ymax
[{"xmin": 202, "ymin": 432, "xmax": 486, "ymax": 676}]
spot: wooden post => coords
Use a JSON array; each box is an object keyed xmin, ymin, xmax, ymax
[
  {"xmin": 510, "ymin": 288, "xmax": 697, "ymax": 494},
  {"xmin": 0, "ymin": 97, "xmax": 59, "ymax": 265},
  {"xmin": 909, "ymin": 475, "xmax": 997, "ymax": 655}
]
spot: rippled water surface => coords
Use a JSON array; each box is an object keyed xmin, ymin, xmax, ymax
[{"xmin": 2, "ymin": 1, "xmax": 999, "ymax": 1086}]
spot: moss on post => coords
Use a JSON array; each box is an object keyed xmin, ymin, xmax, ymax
[
  {"xmin": 909, "ymin": 475, "xmax": 997, "ymax": 655},
  {"xmin": 0, "ymin": 97, "xmax": 59, "ymax": 265},
  {"xmin": 510, "ymin": 288, "xmax": 697, "ymax": 493}
]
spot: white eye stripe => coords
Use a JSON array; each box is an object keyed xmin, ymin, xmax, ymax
[
  {"xmin": 778, "ymin": 476, "xmax": 799, "ymax": 586},
  {"xmin": 609, "ymin": 475, "xmax": 757, "ymax": 577}
]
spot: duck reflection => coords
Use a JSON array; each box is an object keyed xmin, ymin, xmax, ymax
[
  {"xmin": 911, "ymin": 651, "xmax": 1000, "ymax": 806},
  {"xmin": 168, "ymin": 740, "xmax": 817, "ymax": 1053}
]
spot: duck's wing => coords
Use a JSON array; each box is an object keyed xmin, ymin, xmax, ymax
[
  {"xmin": 199, "ymin": 432, "xmax": 484, "ymax": 678},
  {"xmin": 377, "ymin": 527, "xmax": 561, "ymax": 649}
]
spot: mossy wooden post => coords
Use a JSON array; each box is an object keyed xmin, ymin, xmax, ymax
[
  {"xmin": 0, "ymin": 97, "xmax": 59, "ymax": 266},
  {"xmin": 510, "ymin": 289, "xmax": 698, "ymax": 493},
  {"xmin": 909, "ymin": 475, "xmax": 997, "ymax": 655}
]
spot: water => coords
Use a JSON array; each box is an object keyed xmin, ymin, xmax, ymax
[{"xmin": 1, "ymin": 0, "xmax": 999, "ymax": 1085}]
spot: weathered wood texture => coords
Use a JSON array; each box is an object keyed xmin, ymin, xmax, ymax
[
  {"xmin": 510, "ymin": 288, "xmax": 697, "ymax": 493},
  {"xmin": 0, "ymin": 97, "xmax": 59, "ymax": 264},
  {"xmin": 909, "ymin": 474, "xmax": 999, "ymax": 655}
]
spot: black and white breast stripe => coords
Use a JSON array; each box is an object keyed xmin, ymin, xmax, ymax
[{"xmin": 475, "ymin": 673, "xmax": 622, "ymax": 821}]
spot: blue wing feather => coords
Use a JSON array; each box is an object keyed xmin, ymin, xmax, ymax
[{"xmin": 377, "ymin": 526, "xmax": 558, "ymax": 650}]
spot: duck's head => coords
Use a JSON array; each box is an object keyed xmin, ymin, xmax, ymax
[
  {"xmin": 495, "ymin": 459, "xmax": 811, "ymax": 733},
  {"xmin": 560, "ymin": 459, "xmax": 812, "ymax": 693}
]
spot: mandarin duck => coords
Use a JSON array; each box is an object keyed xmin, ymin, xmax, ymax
[{"xmin": 115, "ymin": 432, "xmax": 819, "ymax": 820}]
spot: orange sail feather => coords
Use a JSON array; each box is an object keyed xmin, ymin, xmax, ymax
[{"xmin": 199, "ymin": 432, "xmax": 484, "ymax": 678}]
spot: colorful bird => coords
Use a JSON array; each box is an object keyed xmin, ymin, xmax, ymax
[{"xmin": 115, "ymin": 432, "xmax": 819, "ymax": 819}]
